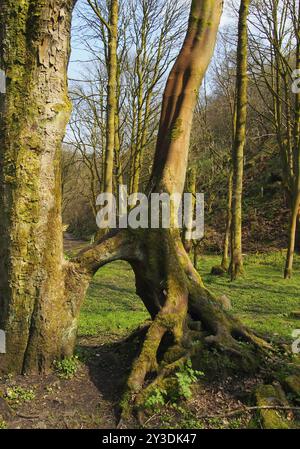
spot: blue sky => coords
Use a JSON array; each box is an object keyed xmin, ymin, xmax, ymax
[{"xmin": 68, "ymin": 0, "xmax": 236, "ymax": 81}]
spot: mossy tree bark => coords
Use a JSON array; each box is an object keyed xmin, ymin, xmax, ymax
[
  {"xmin": 230, "ymin": 0, "xmax": 250, "ymax": 280},
  {"xmin": 0, "ymin": 0, "xmax": 85, "ymax": 374}
]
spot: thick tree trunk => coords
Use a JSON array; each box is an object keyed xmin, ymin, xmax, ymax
[
  {"xmin": 230, "ymin": 0, "xmax": 250, "ymax": 280},
  {"xmin": 0, "ymin": 0, "xmax": 85, "ymax": 374},
  {"xmin": 119, "ymin": 227, "xmax": 269, "ymax": 415},
  {"xmin": 111, "ymin": 0, "xmax": 268, "ymax": 413}
]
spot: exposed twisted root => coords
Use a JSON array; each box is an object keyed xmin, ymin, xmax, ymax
[
  {"xmin": 125, "ymin": 307, "xmax": 187, "ymax": 395},
  {"xmin": 76, "ymin": 229, "xmax": 273, "ymax": 421},
  {"xmin": 116, "ymin": 232, "xmax": 275, "ymax": 424}
]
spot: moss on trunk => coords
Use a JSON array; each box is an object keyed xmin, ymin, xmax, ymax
[
  {"xmin": 0, "ymin": 0, "xmax": 81, "ymax": 374},
  {"xmin": 230, "ymin": 0, "xmax": 250, "ymax": 280}
]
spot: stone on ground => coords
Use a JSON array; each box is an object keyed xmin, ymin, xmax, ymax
[
  {"xmin": 283, "ymin": 375, "xmax": 300, "ymax": 402},
  {"xmin": 255, "ymin": 384, "xmax": 291, "ymax": 429}
]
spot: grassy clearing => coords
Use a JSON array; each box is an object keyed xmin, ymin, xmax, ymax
[
  {"xmin": 79, "ymin": 253, "xmax": 300, "ymax": 344},
  {"xmin": 199, "ymin": 252, "xmax": 300, "ymax": 343},
  {"xmin": 2, "ymin": 252, "xmax": 298, "ymax": 430},
  {"xmin": 78, "ymin": 261, "xmax": 149, "ymax": 337}
]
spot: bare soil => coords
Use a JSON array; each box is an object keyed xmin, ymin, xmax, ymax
[{"xmin": 0, "ymin": 332, "xmax": 266, "ymax": 429}]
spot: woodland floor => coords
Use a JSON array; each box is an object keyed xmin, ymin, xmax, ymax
[{"xmin": 0, "ymin": 238, "xmax": 300, "ymax": 429}]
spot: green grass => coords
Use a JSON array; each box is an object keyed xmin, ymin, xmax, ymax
[
  {"xmin": 199, "ymin": 252, "xmax": 300, "ymax": 342},
  {"xmin": 78, "ymin": 261, "xmax": 149, "ymax": 337},
  {"xmin": 78, "ymin": 253, "xmax": 300, "ymax": 343}
]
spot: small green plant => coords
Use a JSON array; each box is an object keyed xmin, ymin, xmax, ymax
[
  {"xmin": 228, "ymin": 418, "xmax": 244, "ymax": 429},
  {"xmin": 206, "ymin": 417, "xmax": 225, "ymax": 428},
  {"xmin": 5, "ymin": 386, "xmax": 35, "ymax": 403},
  {"xmin": 53, "ymin": 356, "xmax": 79, "ymax": 379},
  {"xmin": 173, "ymin": 359, "xmax": 204, "ymax": 401},
  {"xmin": 179, "ymin": 415, "xmax": 205, "ymax": 429},
  {"xmin": 144, "ymin": 360, "xmax": 203, "ymax": 411},
  {"xmin": 144, "ymin": 387, "xmax": 167, "ymax": 410},
  {"xmin": 170, "ymin": 404, "xmax": 205, "ymax": 429},
  {"xmin": 0, "ymin": 419, "xmax": 7, "ymax": 429}
]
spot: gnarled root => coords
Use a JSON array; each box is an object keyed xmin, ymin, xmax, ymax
[
  {"xmin": 117, "ymin": 231, "xmax": 273, "ymax": 422},
  {"xmin": 75, "ymin": 228, "xmax": 272, "ymax": 422}
]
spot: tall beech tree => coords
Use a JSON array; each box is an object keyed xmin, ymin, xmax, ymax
[
  {"xmin": 87, "ymin": 0, "xmax": 119, "ymax": 196},
  {"xmin": 221, "ymin": 169, "xmax": 233, "ymax": 270},
  {"xmin": 128, "ymin": 0, "xmax": 184, "ymax": 196},
  {"xmin": 0, "ymin": 0, "xmax": 269, "ymax": 411},
  {"xmin": 230, "ymin": 0, "xmax": 250, "ymax": 280}
]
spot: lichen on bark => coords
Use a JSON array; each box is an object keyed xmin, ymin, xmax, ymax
[{"xmin": 0, "ymin": 0, "xmax": 79, "ymax": 374}]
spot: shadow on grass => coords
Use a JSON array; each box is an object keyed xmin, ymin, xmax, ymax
[
  {"xmin": 204, "ymin": 271, "xmax": 300, "ymax": 298},
  {"xmin": 88, "ymin": 281, "xmax": 135, "ymax": 297},
  {"xmin": 76, "ymin": 328, "xmax": 147, "ymax": 422}
]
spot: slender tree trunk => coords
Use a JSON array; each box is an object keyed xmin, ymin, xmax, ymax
[
  {"xmin": 114, "ymin": 83, "xmax": 123, "ymax": 211},
  {"xmin": 193, "ymin": 243, "xmax": 199, "ymax": 268},
  {"xmin": 230, "ymin": 0, "xmax": 250, "ymax": 280},
  {"xmin": 129, "ymin": 99, "xmax": 137, "ymax": 194},
  {"xmin": 131, "ymin": 93, "xmax": 152, "ymax": 196},
  {"xmin": 103, "ymin": 0, "xmax": 118, "ymax": 195},
  {"xmin": 116, "ymin": 0, "xmax": 269, "ymax": 410},
  {"xmin": 295, "ymin": 212, "xmax": 300, "ymax": 253},
  {"xmin": 115, "ymin": 113, "xmax": 123, "ymax": 188},
  {"xmin": 284, "ymin": 0, "xmax": 300, "ymax": 278},
  {"xmin": 130, "ymin": 58, "xmax": 145, "ymax": 196},
  {"xmin": 221, "ymin": 170, "xmax": 233, "ymax": 270},
  {"xmin": 285, "ymin": 194, "xmax": 300, "ymax": 278},
  {"xmin": 183, "ymin": 167, "xmax": 196, "ymax": 253}
]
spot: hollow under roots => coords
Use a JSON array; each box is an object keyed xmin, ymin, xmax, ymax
[{"xmin": 77, "ymin": 228, "xmax": 273, "ymax": 420}]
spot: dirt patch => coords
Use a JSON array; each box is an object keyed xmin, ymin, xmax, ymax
[
  {"xmin": 63, "ymin": 232, "xmax": 89, "ymax": 254},
  {"xmin": 0, "ymin": 333, "xmax": 271, "ymax": 430}
]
